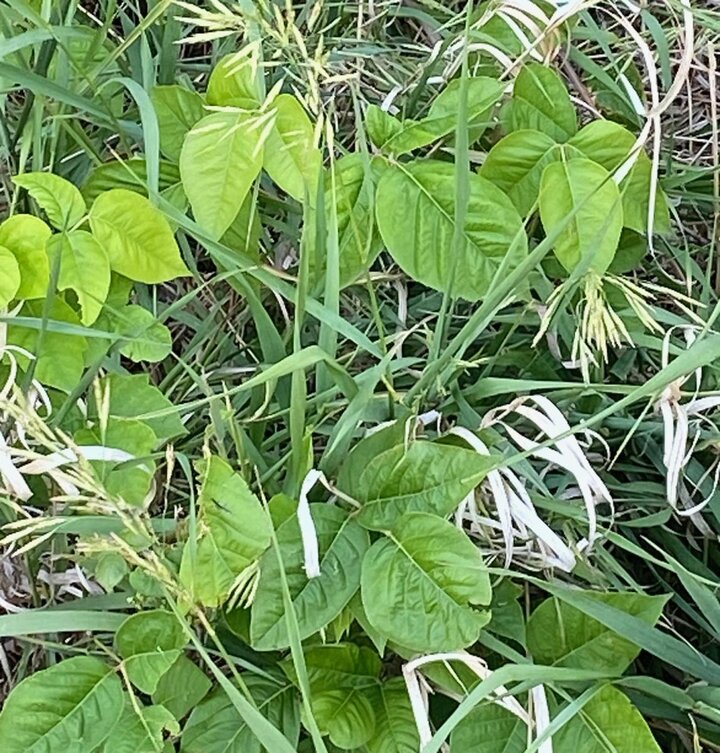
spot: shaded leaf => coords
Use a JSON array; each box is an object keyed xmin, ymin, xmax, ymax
[
  {"xmin": 152, "ymin": 85, "xmax": 206, "ymax": 162},
  {"xmin": 153, "ymin": 656, "xmax": 212, "ymax": 721},
  {"xmin": 450, "ymin": 703, "xmax": 526, "ymax": 753},
  {"xmin": 365, "ymin": 679, "xmax": 420, "ymax": 753},
  {"xmin": 250, "ymin": 505, "xmax": 369, "ymax": 650}
]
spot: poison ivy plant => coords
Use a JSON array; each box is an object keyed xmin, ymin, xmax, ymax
[
  {"xmin": 375, "ymin": 160, "xmax": 528, "ymax": 301},
  {"xmin": 344, "ymin": 439, "xmax": 495, "ymax": 529},
  {"xmin": 539, "ymin": 158, "xmax": 624, "ymax": 274},
  {"xmin": 180, "ymin": 455, "xmax": 273, "ymax": 607},
  {"xmin": 181, "ymin": 675, "xmax": 300, "ymax": 753},
  {"xmin": 450, "ymin": 703, "xmax": 526, "ymax": 753},
  {"xmin": 0, "ymin": 656, "xmax": 124, "ymax": 753},
  {"xmin": 361, "ymin": 512, "xmax": 492, "ymax": 652},
  {"xmin": 527, "ymin": 592, "xmax": 669, "ymax": 673},
  {"xmin": 503, "ymin": 63, "xmax": 578, "ymax": 142},
  {"xmin": 116, "ymin": 609, "xmax": 188, "ymax": 694},
  {"xmin": 250, "ymin": 504, "xmax": 369, "ymax": 650},
  {"xmin": 553, "ymin": 685, "xmax": 662, "ymax": 753}
]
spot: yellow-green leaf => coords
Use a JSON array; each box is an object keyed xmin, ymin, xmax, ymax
[
  {"xmin": 13, "ymin": 172, "xmax": 86, "ymax": 230},
  {"xmin": 89, "ymin": 188, "xmax": 190, "ymax": 283},
  {"xmin": 0, "ymin": 214, "xmax": 51, "ymax": 299},
  {"xmin": 46, "ymin": 230, "xmax": 110, "ymax": 325},
  {"xmin": 0, "ymin": 246, "xmax": 20, "ymax": 307}
]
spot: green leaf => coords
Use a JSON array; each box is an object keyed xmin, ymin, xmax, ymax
[
  {"xmin": 100, "ymin": 703, "xmax": 179, "ymax": 753},
  {"xmin": 487, "ymin": 580, "xmax": 526, "ymax": 646},
  {"xmin": 539, "ymin": 157, "xmax": 623, "ymax": 275},
  {"xmin": 375, "ymin": 160, "xmax": 528, "ymax": 301},
  {"xmin": 554, "ymin": 685, "xmax": 661, "ymax": 752},
  {"xmin": 0, "ymin": 246, "xmax": 20, "ymax": 307},
  {"xmin": 0, "ymin": 214, "xmax": 51, "ymax": 299},
  {"xmin": 116, "ymin": 609, "xmax": 187, "ymax": 694},
  {"xmin": 46, "ymin": 230, "xmax": 110, "ymax": 325},
  {"xmin": 8, "ymin": 297, "xmax": 88, "ymax": 392},
  {"xmin": 180, "ymin": 111, "xmax": 267, "ymax": 240},
  {"xmin": 83, "ymin": 158, "xmax": 182, "ymax": 204},
  {"xmin": 181, "ymin": 676, "xmax": 300, "ymax": 753},
  {"xmin": 13, "ymin": 172, "xmax": 86, "ymax": 231},
  {"xmin": 567, "ymin": 120, "xmax": 671, "ymax": 234},
  {"xmin": 264, "ymin": 93, "xmax": 322, "ymax": 201},
  {"xmin": 221, "ymin": 191, "xmax": 262, "ymax": 261},
  {"xmin": 365, "ymin": 679, "xmax": 420, "ymax": 753},
  {"xmin": 527, "ymin": 592, "xmax": 668, "ymax": 674},
  {"xmin": 206, "ymin": 52, "xmax": 260, "ymax": 108},
  {"xmin": 0, "ymin": 656, "xmax": 123, "ymax": 753},
  {"xmin": 480, "ymin": 130, "xmax": 562, "ymax": 215},
  {"xmin": 361, "ymin": 512, "xmax": 492, "ymax": 652},
  {"xmin": 450, "ymin": 703, "xmax": 526, "ymax": 753},
  {"xmin": 346, "ymin": 440, "xmax": 494, "ymax": 530},
  {"xmin": 114, "ymin": 304, "xmax": 173, "ymax": 363},
  {"xmin": 153, "ymin": 656, "xmax": 212, "ymax": 722},
  {"xmin": 92, "ymin": 373, "xmax": 186, "ymax": 443},
  {"xmin": 250, "ymin": 505, "xmax": 369, "ymax": 650},
  {"xmin": 94, "ymin": 551, "xmax": 129, "ymax": 592},
  {"xmin": 75, "ymin": 417, "xmax": 157, "ymax": 507},
  {"xmin": 180, "ymin": 455, "xmax": 273, "ymax": 607},
  {"xmin": 286, "ymin": 643, "xmax": 382, "ymax": 749},
  {"xmin": 365, "ymin": 104, "xmax": 403, "ymax": 148},
  {"xmin": 152, "ymin": 84, "xmax": 207, "ymax": 162},
  {"xmin": 381, "ymin": 78, "xmax": 505, "ymax": 155},
  {"xmin": 89, "ymin": 188, "xmax": 190, "ymax": 283},
  {"xmin": 309, "ymin": 153, "xmax": 382, "ymax": 288},
  {"xmin": 504, "ymin": 64, "xmax": 577, "ymax": 142}
]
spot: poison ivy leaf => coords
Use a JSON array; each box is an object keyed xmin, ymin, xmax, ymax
[
  {"xmin": 8, "ymin": 297, "xmax": 88, "ymax": 392},
  {"xmin": 0, "ymin": 246, "xmax": 20, "ymax": 307},
  {"xmin": 345, "ymin": 439, "xmax": 494, "ymax": 530},
  {"xmin": 100, "ymin": 702, "xmax": 179, "ymax": 753},
  {"xmin": 568, "ymin": 120, "xmax": 671, "ymax": 234},
  {"xmin": 180, "ymin": 455, "xmax": 273, "ymax": 607},
  {"xmin": 450, "ymin": 703, "xmax": 526, "ymax": 753},
  {"xmin": 0, "ymin": 656, "xmax": 123, "ymax": 753},
  {"xmin": 365, "ymin": 104, "xmax": 403, "ymax": 148},
  {"xmin": 527, "ymin": 592, "xmax": 668, "ymax": 674},
  {"xmin": 181, "ymin": 676, "xmax": 300, "ymax": 753},
  {"xmin": 94, "ymin": 551, "xmax": 129, "ymax": 592},
  {"xmin": 365, "ymin": 679, "xmax": 420, "ymax": 753},
  {"xmin": 114, "ymin": 304, "xmax": 173, "ymax": 363},
  {"xmin": 480, "ymin": 130, "xmax": 562, "ymax": 215},
  {"xmin": 309, "ymin": 153, "xmax": 382, "ymax": 288},
  {"xmin": 152, "ymin": 84, "xmax": 206, "ymax": 162},
  {"xmin": 180, "ymin": 110, "xmax": 267, "ymax": 240},
  {"xmin": 92, "ymin": 373, "xmax": 186, "ymax": 442},
  {"xmin": 250, "ymin": 505, "xmax": 369, "ymax": 650},
  {"xmin": 504, "ymin": 63, "xmax": 577, "ymax": 142},
  {"xmin": 264, "ymin": 93, "xmax": 322, "ymax": 201},
  {"xmin": 285, "ymin": 644, "xmax": 382, "ymax": 749},
  {"xmin": 83, "ymin": 158, "xmax": 183, "ymax": 204},
  {"xmin": 46, "ymin": 230, "xmax": 110, "ymax": 325},
  {"xmin": 116, "ymin": 610, "xmax": 187, "ymax": 694},
  {"xmin": 361, "ymin": 512, "xmax": 492, "ymax": 652},
  {"xmin": 487, "ymin": 579, "xmax": 526, "ymax": 646},
  {"xmin": 75, "ymin": 417, "xmax": 157, "ymax": 507},
  {"xmin": 206, "ymin": 52, "xmax": 260, "ymax": 108},
  {"xmin": 89, "ymin": 188, "xmax": 190, "ymax": 283},
  {"xmin": 153, "ymin": 656, "xmax": 212, "ymax": 721},
  {"xmin": 381, "ymin": 78, "xmax": 505, "ymax": 155},
  {"xmin": 0, "ymin": 214, "xmax": 51, "ymax": 299},
  {"xmin": 539, "ymin": 157, "xmax": 623, "ymax": 275},
  {"xmin": 375, "ymin": 160, "xmax": 528, "ymax": 301},
  {"xmin": 610, "ymin": 229, "xmax": 647, "ymax": 274},
  {"xmin": 336, "ymin": 419, "xmax": 407, "ymax": 493},
  {"xmin": 221, "ymin": 191, "xmax": 262, "ymax": 261},
  {"xmin": 554, "ymin": 685, "xmax": 661, "ymax": 752},
  {"xmin": 13, "ymin": 172, "xmax": 86, "ymax": 230}
]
